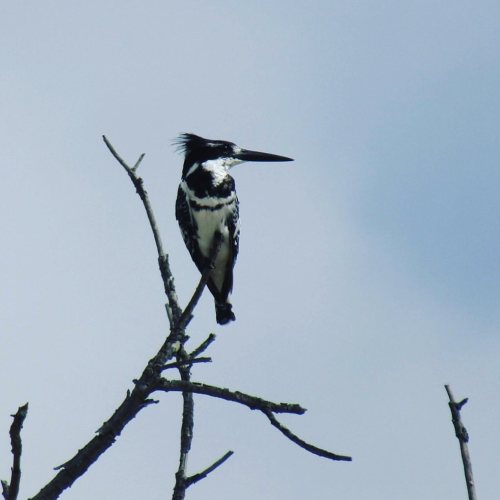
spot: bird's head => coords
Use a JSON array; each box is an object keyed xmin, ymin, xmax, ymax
[{"xmin": 176, "ymin": 133, "xmax": 293, "ymax": 177}]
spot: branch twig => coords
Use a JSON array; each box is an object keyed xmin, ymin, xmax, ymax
[
  {"xmin": 264, "ymin": 410, "xmax": 351, "ymax": 462},
  {"xmin": 185, "ymin": 450, "xmax": 234, "ymax": 487},
  {"xmin": 162, "ymin": 357, "xmax": 212, "ymax": 371},
  {"xmin": 2, "ymin": 403, "xmax": 28, "ymax": 500},
  {"xmin": 189, "ymin": 334, "xmax": 216, "ymax": 359},
  {"xmin": 444, "ymin": 385, "xmax": 477, "ymax": 500}
]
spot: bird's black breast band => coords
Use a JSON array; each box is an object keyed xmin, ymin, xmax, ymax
[{"xmin": 189, "ymin": 199, "xmax": 233, "ymax": 212}]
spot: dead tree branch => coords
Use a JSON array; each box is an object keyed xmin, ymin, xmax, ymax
[
  {"xmin": 1, "ymin": 404, "xmax": 28, "ymax": 500},
  {"xmin": 445, "ymin": 385, "xmax": 477, "ymax": 500}
]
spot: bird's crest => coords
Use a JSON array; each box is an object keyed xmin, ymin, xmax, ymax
[{"xmin": 174, "ymin": 133, "xmax": 207, "ymax": 156}]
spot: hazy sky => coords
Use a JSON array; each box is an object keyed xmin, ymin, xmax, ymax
[{"xmin": 1, "ymin": 2, "xmax": 499, "ymax": 499}]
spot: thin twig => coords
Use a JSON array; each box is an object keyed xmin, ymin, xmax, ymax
[
  {"xmin": 185, "ymin": 451, "xmax": 234, "ymax": 487},
  {"xmin": 162, "ymin": 357, "xmax": 212, "ymax": 371},
  {"xmin": 156, "ymin": 379, "xmax": 306, "ymax": 415},
  {"xmin": 132, "ymin": 153, "xmax": 145, "ymax": 171},
  {"xmin": 445, "ymin": 385, "xmax": 477, "ymax": 500},
  {"xmin": 189, "ymin": 334, "xmax": 216, "ymax": 360},
  {"xmin": 264, "ymin": 410, "xmax": 352, "ymax": 462},
  {"xmin": 101, "ymin": 136, "xmax": 135, "ymax": 174},
  {"xmin": 2, "ymin": 403, "xmax": 28, "ymax": 500}
]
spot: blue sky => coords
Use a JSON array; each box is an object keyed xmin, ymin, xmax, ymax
[{"xmin": 1, "ymin": 2, "xmax": 499, "ymax": 499}]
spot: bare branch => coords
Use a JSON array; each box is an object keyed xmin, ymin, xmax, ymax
[
  {"xmin": 102, "ymin": 135, "xmax": 182, "ymax": 324},
  {"xmin": 159, "ymin": 254, "xmax": 183, "ymax": 327},
  {"xmin": 2, "ymin": 403, "xmax": 28, "ymax": 500},
  {"xmin": 156, "ymin": 379, "xmax": 306, "ymax": 415},
  {"xmin": 264, "ymin": 410, "xmax": 352, "ymax": 462},
  {"xmin": 185, "ymin": 450, "xmax": 234, "ymax": 487},
  {"xmin": 445, "ymin": 385, "xmax": 477, "ymax": 500}
]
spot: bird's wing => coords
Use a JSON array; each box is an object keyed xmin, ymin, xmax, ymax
[
  {"xmin": 228, "ymin": 195, "xmax": 240, "ymax": 263},
  {"xmin": 214, "ymin": 195, "xmax": 239, "ymax": 300},
  {"xmin": 175, "ymin": 184, "xmax": 203, "ymax": 269}
]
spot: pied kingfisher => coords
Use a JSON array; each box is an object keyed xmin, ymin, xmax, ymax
[{"xmin": 175, "ymin": 133, "xmax": 293, "ymax": 325}]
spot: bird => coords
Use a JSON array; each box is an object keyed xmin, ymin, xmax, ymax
[{"xmin": 175, "ymin": 133, "xmax": 293, "ymax": 325}]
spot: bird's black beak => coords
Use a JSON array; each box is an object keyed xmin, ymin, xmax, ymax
[{"xmin": 234, "ymin": 148, "xmax": 293, "ymax": 163}]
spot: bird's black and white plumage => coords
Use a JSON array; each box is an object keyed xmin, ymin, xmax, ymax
[{"xmin": 175, "ymin": 133, "xmax": 293, "ymax": 325}]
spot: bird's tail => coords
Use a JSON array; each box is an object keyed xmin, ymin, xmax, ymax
[{"xmin": 215, "ymin": 301, "xmax": 236, "ymax": 325}]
